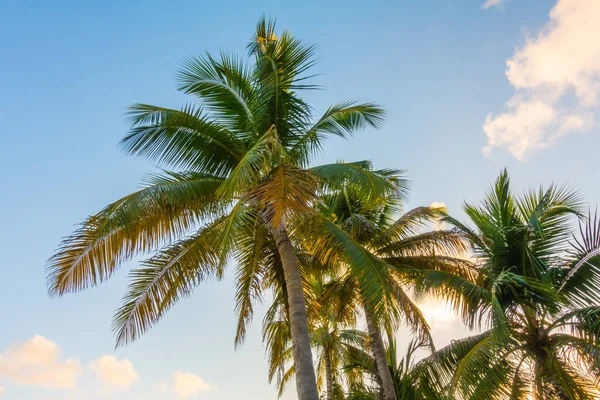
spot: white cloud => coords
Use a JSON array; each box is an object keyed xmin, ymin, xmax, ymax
[
  {"xmin": 429, "ymin": 201, "xmax": 447, "ymax": 210},
  {"xmin": 88, "ymin": 355, "xmax": 139, "ymax": 389},
  {"xmin": 482, "ymin": 0, "xmax": 506, "ymax": 10},
  {"xmin": 0, "ymin": 335, "xmax": 81, "ymax": 390},
  {"xmin": 483, "ymin": 0, "xmax": 600, "ymax": 160},
  {"xmin": 161, "ymin": 372, "xmax": 216, "ymax": 399}
]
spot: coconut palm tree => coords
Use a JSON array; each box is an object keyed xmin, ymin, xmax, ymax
[
  {"xmin": 345, "ymin": 332, "xmax": 434, "ymax": 400},
  {"xmin": 297, "ymin": 169, "xmax": 473, "ymax": 400},
  {"xmin": 265, "ymin": 276, "xmax": 366, "ymax": 400},
  {"xmin": 45, "ymin": 17, "xmax": 392, "ymax": 400},
  {"xmin": 416, "ymin": 170, "xmax": 600, "ymax": 399}
]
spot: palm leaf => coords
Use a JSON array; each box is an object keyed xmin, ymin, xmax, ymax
[
  {"xmin": 112, "ymin": 217, "xmax": 227, "ymax": 346},
  {"xmin": 46, "ymin": 173, "xmax": 224, "ymax": 296},
  {"xmin": 123, "ymin": 104, "xmax": 242, "ymax": 174},
  {"xmin": 176, "ymin": 52, "xmax": 257, "ymax": 134}
]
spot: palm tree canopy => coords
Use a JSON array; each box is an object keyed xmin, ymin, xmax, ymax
[
  {"xmin": 298, "ymin": 173, "xmax": 471, "ymax": 342},
  {"xmin": 45, "ymin": 17, "xmax": 391, "ymax": 350},
  {"xmin": 416, "ymin": 170, "xmax": 600, "ymax": 399}
]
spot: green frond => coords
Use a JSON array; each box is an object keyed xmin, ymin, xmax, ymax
[
  {"xmin": 440, "ymin": 214, "xmax": 488, "ymax": 254},
  {"xmin": 233, "ymin": 218, "xmax": 274, "ymax": 347},
  {"xmin": 416, "ymin": 270, "xmax": 490, "ymax": 330},
  {"xmin": 278, "ymin": 365, "xmax": 296, "ymax": 398},
  {"xmin": 249, "ymin": 17, "xmax": 317, "ymax": 147},
  {"xmin": 123, "ymin": 104, "xmax": 242, "ymax": 174},
  {"xmin": 311, "ymin": 161, "xmax": 407, "ymax": 202},
  {"xmin": 550, "ymin": 306, "xmax": 600, "ymax": 344},
  {"xmin": 112, "ymin": 218, "xmax": 227, "ymax": 346},
  {"xmin": 560, "ymin": 211, "xmax": 600, "ymax": 307},
  {"xmin": 377, "ymin": 230, "xmax": 469, "ymax": 258},
  {"xmin": 289, "ymin": 102, "xmax": 385, "ymax": 164},
  {"xmin": 176, "ymin": 52, "xmax": 257, "ymax": 134},
  {"xmin": 46, "ymin": 173, "xmax": 224, "ymax": 296},
  {"xmin": 414, "ymin": 331, "xmax": 492, "ymax": 398},
  {"xmin": 542, "ymin": 349, "xmax": 598, "ymax": 400},
  {"xmin": 376, "ymin": 206, "xmax": 447, "ymax": 246},
  {"xmin": 297, "ymin": 213, "xmax": 394, "ymax": 319},
  {"xmin": 385, "ymin": 255, "xmax": 479, "ymax": 283},
  {"xmin": 550, "ymin": 334, "xmax": 600, "ymax": 381},
  {"xmin": 388, "ymin": 280, "xmax": 434, "ymax": 350},
  {"xmin": 249, "ymin": 17, "xmax": 318, "ymax": 91},
  {"xmin": 218, "ymin": 125, "xmax": 281, "ymax": 197}
]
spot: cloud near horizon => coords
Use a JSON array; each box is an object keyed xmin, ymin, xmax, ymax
[
  {"xmin": 160, "ymin": 372, "xmax": 216, "ymax": 399},
  {"xmin": 88, "ymin": 355, "xmax": 139, "ymax": 389},
  {"xmin": 482, "ymin": 0, "xmax": 600, "ymax": 160},
  {"xmin": 0, "ymin": 335, "xmax": 221, "ymax": 399},
  {"xmin": 0, "ymin": 335, "xmax": 81, "ymax": 390}
]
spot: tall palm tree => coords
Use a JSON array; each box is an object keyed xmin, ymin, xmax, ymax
[
  {"xmin": 298, "ymin": 169, "xmax": 472, "ymax": 400},
  {"xmin": 416, "ymin": 170, "xmax": 600, "ymax": 399},
  {"xmin": 45, "ymin": 18, "xmax": 391, "ymax": 400}
]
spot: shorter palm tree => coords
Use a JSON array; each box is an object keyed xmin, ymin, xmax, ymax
[
  {"xmin": 416, "ymin": 170, "xmax": 600, "ymax": 399},
  {"xmin": 298, "ymin": 168, "xmax": 472, "ymax": 400},
  {"xmin": 345, "ymin": 331, "xmax": 432, "ymax": 400},
  {"xmin": 265, "ymin": 275, "xmax": 367, "ymax": 400}
]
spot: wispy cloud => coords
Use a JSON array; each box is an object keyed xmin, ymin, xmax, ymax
[
  {"xmin": 0, "ymin": 335, "xmax": 81, "ymax": 389},
  {"xmin": 482, "ymin": 0, "xmax": 506, "ymax": 10},
  {"xmin": 483, "ymin": 0, "xmax": 600, "ymax": 160}
]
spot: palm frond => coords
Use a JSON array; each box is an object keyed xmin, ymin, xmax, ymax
[
  {"xmin": 388, "ymin": 280, "xmax": 434, "ymax": 349},
  {"xmin": 376, "ymin": 206, "xmax": 447, "ymax": 246},
  {"xmin": 560, "ymin": 211, "xmax": 600, "ymax": 307},
  {"xmin": 311, "ymin": 160, "xmax": 407, "ymax": 201},
  {"xmin": 218, "ymin": 125, "xmax": 281, "ymax": 197},
  {"xmin": 233, "ymin": 218, "xmax": 274, "ymax": 347},
  {"xmin": 297, "ymin": 213, "xmax": 394, "ymax": 319},
  {"xmin": 112, "ymin": 218, "xmax": 227, "ymax": 346},
  {"xmin": 46, "ymin": 173, "xmax": 224, "ymax": 296},
  {"xmin": 377, "ymin": 230, "xmax": 468, "ymax": 258},
  {"xmin": 176, "ymin": 53, "xmax": 257, "ymax": 134},
  {"xmin": 416, "ymin": 270, "xmax": 490, "ymax": 330},
  {"xmin": 123, "ymin": 104, "xmax": 242, "ymax": 175},
  {"xmin": 289, "ymin": 102, "xmax": 385, "ymax": 164},
  {"xmin": 414, "ymin": 331, "xmax": 490, "ymax": 396}
]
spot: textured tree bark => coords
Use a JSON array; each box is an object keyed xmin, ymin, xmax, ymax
[
  {"xmin": 273, "ymin": 226, "xmax": 319, "ymax": 400},
  {"xmin": 324, "ymin": 348, "xmax": 334, "ymax": 400},
  {"xmin": 362, "ymin": 298, "xmax": 397, "ymax": 400}
]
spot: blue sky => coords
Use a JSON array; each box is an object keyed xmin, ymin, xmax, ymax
[{"xmin": 1, "ymin": 0, "xmax": 599, "ymax": 398}]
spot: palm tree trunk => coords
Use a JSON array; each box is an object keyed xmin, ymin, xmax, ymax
[
  {"xmin": 362, "ymin": 298, "xmax": 397, "ymax": 400},
  {"xmin": 324, "ymin": 348, "xmax": 334, "ymax": 400},
  {"xmin": 273, "ymin": 225, "xmax": 319, "ymax": 400}
]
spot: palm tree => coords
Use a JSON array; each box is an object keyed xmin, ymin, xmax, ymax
[
  {"xmin": 265, "ymin": 276, "xmax": 366, "ymax": 400},
  {"xmin": 345, "ymin": 332, "xmax": 434, "ymax": 400},
  {"xmin": 297, "ymin": 169, "xmax": 471, "ymax": 400},
  {"xmin": 45, "ymin": 18, "xmax": 391, "ymax": 400},
  {"xmin": 416, "ymin": 170, "xmax": 600, "ymax": 399}
]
